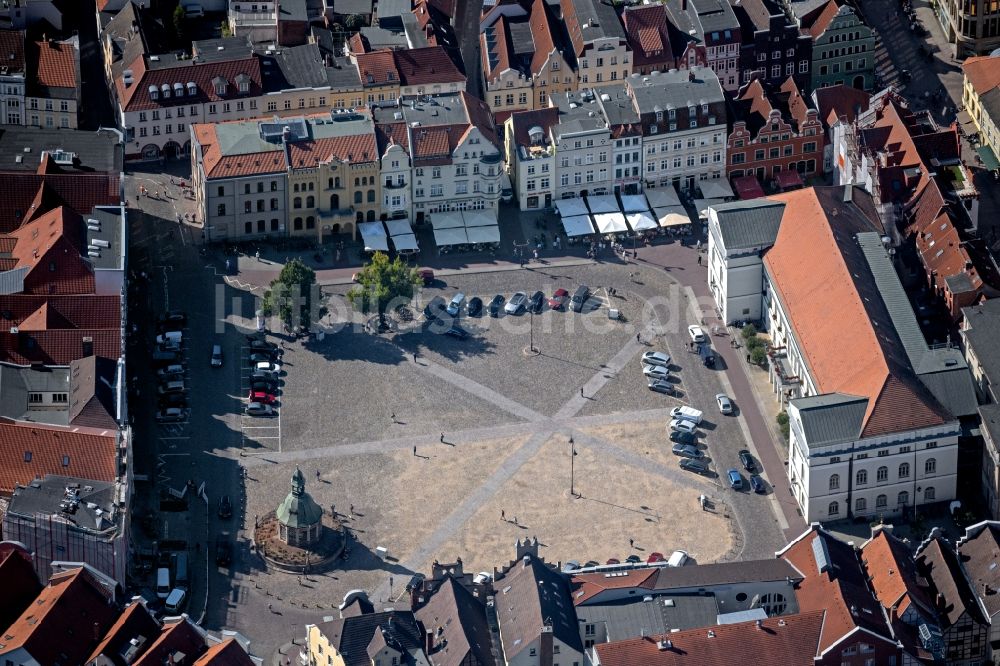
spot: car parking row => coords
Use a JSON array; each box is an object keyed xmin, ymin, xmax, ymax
[
  {"xmin": 241, "ymin": 335, "xmax": 282, "ymax": 418},
  {"xmin": 153, "ymin": 311, "xmax": 191, "ymax": 424}
]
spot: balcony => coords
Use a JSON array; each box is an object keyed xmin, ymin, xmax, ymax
[
  {"xmin": 480, "ymin": 152, "xmax": 502, "ymax": 165},
  {"xmin": 383, "ymin": 180, "xmax": 407, "ymax": 189},
  {"xmin": 228, "ymin": 9, "xmax": 276, "ymax": 26}
]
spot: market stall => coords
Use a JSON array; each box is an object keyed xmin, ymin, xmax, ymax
[
  {"xmin": 586, "ymin": 195, "xmax": 621, "ymax": 215},
  {"xmin": 555, "ymin": 198, "xmax": 589, "ymax": 218},
  {"xmin": 561, "ymin": 214, "xmax": 596, "ymax": 237},
  {"xmin": 625, "ymin": 210, "xmax": 658, "ymax": 231},
  {"xmin": 358, "ymin": 221, "xmax": 389, "ymax": 252},
  {"xmin": 593, "ymin": 211, "xmax": 629, "ymax": 234},
  {"xmin": 645, "ymin": 187, "xmax": 682, "ymax": 209}
]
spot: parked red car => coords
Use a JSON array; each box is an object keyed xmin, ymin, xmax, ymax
[
  {"xmin": 247, "ymin": 390, "xmax": 276, "ymax": 404},
  {"xmin": 647, "ymin": 552, "xmax": 665, "ymax": 563},
  {"xmin": 547, "ymin": 288, "xmax": 570, "ymax": 310},
  {"xmin": 419, "ymin": 268, "xmax": 435, "ymax": 286}
]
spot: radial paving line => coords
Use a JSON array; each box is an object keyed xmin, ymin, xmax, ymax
[
  {"xmin": 416, "ymin": 358, "xmax": 548, "ymax": 422},
  {"xmin": 554, "ymin": 337, "xmax": 643, "ymax": 420},
  {"xmin": 570, "ymin": 431, "xmax": 710, "ymax": 495}
]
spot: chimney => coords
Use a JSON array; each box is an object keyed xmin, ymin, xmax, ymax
[
  {"xmin": 82, "ymin": 336, "xmax": 93, "ymax": 357},
  {"xmin": 425, "ymin": 629, "xmax": 434, "ymax": 655},
  {"xmin": 755, "ymin": 619, "xmax": 763, "ymax": 630},
  {"xmin": 656, "ymin": 639, "xmax": 672, "ymax": 651},
  {"xmin": 707, "ymin": 630, "xmax": 715, "ymax": 638},
  {"xmin": 890, "ymin": 605, "xmax": 898, "ymax": 623}
]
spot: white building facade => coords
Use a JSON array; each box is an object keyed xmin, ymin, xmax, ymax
[{"xmin": 550, "ymin": 89, "xmax": 613, "ymax": 198}]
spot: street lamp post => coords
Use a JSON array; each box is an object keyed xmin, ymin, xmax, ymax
[
  {"xmin": 529, "ymin": 310, "xmax": 536, "ymax": 353},
  {"xmin": 569, "ymin": 436, "xmax": 577, "ymax": 497}
]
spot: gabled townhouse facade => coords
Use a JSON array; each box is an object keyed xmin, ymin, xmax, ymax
[
  {"xmin": 726, "ymin": 76, "xmax": 824, "ymax": 186},
  {"xmin": 25, "ymin": 38, "xmax": 80, "ymax": 130},
  {"xmin": 799, "ymin": 0, "xmax": 876, "ymax": 92},
  {"xmin": 560, "ymin": 0, "xmax": 632, "ymax": 88},
  {"xmin": 549, "ymin": 88, "xmax": 614, "ymax": 198},
  {"xmin": 664, "ymin": 0, "xmax": 743, "ymax": 92},
  {"xmin": 505, "ymin": 106, "xmax": 559, "ymax": 211},
  {"xmin": 597, "ymin": 83, "xmax": 643, "ymax": 195},
  {"xmin": 622, "ymin": 3, "xmax": 678, "ymax": 76},
  {"xmin": 0, "ymin": 29, "xmax": 25, "ymax": 125},
  {"xmin": 733, "ymin": 0, "xmax": 813, "ymax": 92}
]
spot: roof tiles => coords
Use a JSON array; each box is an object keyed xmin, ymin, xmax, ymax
[
  {"xmin": 32, "ymin": 40, "xmax": 77, "ymax": 90},
  {"xmin": 860, "ymin": 528, "xmax": 934, "ymax": 619},
  {"xmin": 0, "ymin": 418, "xmax": 118, "ymax": 494},
  {"xmin": 393, "ymin": 46, "xmax": 465, "ymax": 87}
]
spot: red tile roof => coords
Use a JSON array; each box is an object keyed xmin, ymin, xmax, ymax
[
  {"xmin": 0, "ymin": 295, "xmax": 120, "ymax": 330},
  {"xmin": 32, "ymin": 40, "xmax": 77, "ymax": 90},
  {"xmin": 87, "ymin": 601, "xmax": 161, "ymax": 665},
  {"xmin": 375, "ymin": 122, "xmax": 410, "ymax": 155},
  {"xmin": 509, "ymin": 107, "xmax": 559, "ymax": 148},
  {"xmin": 193, "ymin": 638, "xmax": 256, "ymax": 666},
  {"xmin": 393, "ymin": 46, "xmax": 465, "ymax": 87},
  {"xmin": 861, "ymin": 528, "xmax": 935, "ymax": 619},
  {"xmin": 813, "ymin": 84, "xmax": 871, "ymax": 128},
  {"xmin": 4, "ymin": 206, "xmax": 96, "ymax": 296},
  {"xmin": 356, "ymin": 50, "xmax": 399, "ymax": 88},
  {"xmin": 117, "ymin": 56, "xmax": 263, "ymax": 113},
  {"xmin": 287, "ymin": 134, "xmax": 378, "ymax": 169},
  {"xmin": 0, "ymin": 173, "xmax": 120, "ymax": 235},
  {"xmin": 916, "ymin": 537, "xmax": 985, "ymax": 627},
  {"xmin": 528, "ymin": 0, "xmax": 559, "ymax": 77},
  {"xmin": 779, "ymin": 525, "xmax": 896, "ymax": 653},
  {"xmin": 0, "ymin": 547, "xmax": 42, "ymax": 635},
  {"xmin": 763, "ymin": 187, "xmax": 949, "ymax": 436},
  {"xmin": 593, "ymin": 610, "xmax": 826, "ymax": 666},
  {"xmin": 568, "ymin": 567, "xmax": 658, "ymax": 605},
  {"xmin": 0, "ymin": 329, "xmax": 119, "ymax": 365},
  {"xmin": 800, "ymin": 0, "xmax": 841, "ymax": 38},
  {"xmin": 0, "ymin": 30, "xmax": 26, "ymax": 75},
  {"xmin": 963, "ymin": 55, "xmax": 1000, "ymax": 97},
  {"xmin": 957, "ymin": 521, "xmax": 1000, "ymax": 618},
  {"xmin": 624, "ymin": 4, "xmax": 673, "ymax": 69},
  {"xmin": 0, "ymin": 418, "xmax": 118, "ymax": 495},
  {"xmin": 133, "ymin": 619, "xmax": 207, "ymax": 666},
  {"xmin": 0, "ymin": 567, "xmax": 118, "ymax": 665}
]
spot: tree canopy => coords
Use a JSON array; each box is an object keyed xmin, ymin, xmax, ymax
[
  {"xmin": 261, "ymin": 259, "xmax": 322, "ymax": 330},
  {"xmin": 346, "ymin": 252, "xmax": 420, "ymax": 327}
]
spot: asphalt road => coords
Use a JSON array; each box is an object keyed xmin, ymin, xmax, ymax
[{"xmin": 453, "ymin": 0, "xmax": 485, "ymax": 102}]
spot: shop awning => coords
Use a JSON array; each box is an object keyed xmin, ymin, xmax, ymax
[
  {"xmin": 432, "ymin": 226, "xmax": 468, "ymax": 246},
  {"xmin": 432, "ymin": 211, "xmax": 465, "ymax": 229},
  {"xmin": 699, "ymin": 180, "xmax": 735, "ymax": 199},
  {"xmin": 977, "ymin": 145, "xmax": 1000, "ymax": 170},
  {"xmin": 391, "ymin": 233, "xmax": 419, "ymax": 251},
  {"xmin": 562, "ymin": 215, "xmax": 596, "ymax": 237},
  {"xmin": 593, "ymin": 212, "xmax": 629, "ymax": 233},
  {"xmin": 620, "ymin": 194, "xmax": 651, "ymax": 213},
  {"xmin": 358, "ymin": 221, "xmax": 389, "ymax": 252},
  {"xmin": 555, "ymin": 198, "xmax": 589, "ymax": 218},
  {"xmin": 654, "ymin": 206, "xmax": 691, "ymax": 228},
  {"xmin": 775, "ymin": 169, "xmax": 803, "ymax": 191},
  {"xmin": 466, "ymin": 225, "xmax": 501, "ymax": 243},
  {"xmin": 645, "ymin": 187, "xmax": 681, "ymax": 208},
  {"xmin": 695, "ymin": 198, "xmax": 726, "ymax": 218},
  {"xmin": 384, "ymin": 218, "xmax": 412, "ymax": 236},
  {"xmin": 586, "ymin": 195, "xmax": 621, "ymax": 214},
  {"xmin": 733, "ymin": 175, "xmax": 766, "ymax": 200},
  {"xmin": 626, "ymin": 211, "xmax": 658, "ymax": 230},
  {"xmin": 463, "ymin": 210, "xmax": 497, "ymax": 227}
]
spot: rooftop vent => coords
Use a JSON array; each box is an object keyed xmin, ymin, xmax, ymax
[{"xmin": 657, "ymin": 640, "xmax": 672, "ymax": 651}]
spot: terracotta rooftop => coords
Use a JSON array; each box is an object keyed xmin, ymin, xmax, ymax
[
  {"xmin": 799, "ymin": 0, "xmax": 841, "ymax": 38},
  {"xmin": 569, "ymin": 568, "xmax": 658, "ymax": 605},
  {"xmin": 963, "ymin": 55, "xmax": 1000, "ymax": 97},
  {"xmin": 509, "ymin": 107, "xmax": 560, "ymax": 148},
  {"xmin": 527, "ymin": 0, "xmax": 559, "ymax": 77},
  {"xmin": 116, "ymin": 55, "xmax": 263, "ymax": 113},
  {"xmin": 3, "ymin": 206, "xmax": 97, "ymax": 296},
  {"xmin": 860, "ymin": 527, "xmax": 935, "ymax": 619},
  {"xmin": 356, "ymin": 50, "xmax": 399, "ymax": 88},
  {"xmin": 287, "ymin": 134, "xmax": 378, "ymax": 169},
  {"xmin": 0, "ymin": 30, "xmax": 26, "ymax": 75},
  {"xmin": 132, "ymin": 619, "xmax": 207, "ymax": 666},
  {"xmin": 0, "ymin": 418, "xmax": 118, "ymax": 495},
  {"xmin": 0, "ymin": 294, "xmax": 120, "ymax": 330},
  {"xmin": 813, "ymin": 84, "xmax": 871, "ymax": 128},
  {"xmin": 86, "ymin": 601, "xmax": 161, "ymax": 665},
  {"xmin": 593, "ymin": 610, "xmax": 826, "ymax": 666},
  {"xmin": 193, "ymin": 638, "xmax": 256, "ymax": 666},
  {"xmin": 916, "ymin": 537, "xmax": 985, "ymax": 628},
  {"xmin": 623, "ymin": 4, "xmax": 674, "ymax": 68},
  {"xmin": 778, "ymin": 524, "xmax": 896, "ymax": 654},
  {"xmin": 0, "ymin": 567, "xmax": 118, "ymax": 665},
  {"xmin": 31, "ymin": 40, "xmax": 78, "ymax": 91},
  {"xmin": 763, "ymin": 187, "xmax": 950, "ymax": 437},
  {"xmin": 0, "ymin": 546, "xmax": 42, "ymax": 635},
  {"xmin": 0, "ymin": 173, "xmax": 120, "ymax": 235},
  {"xmin": 393, "ymin": 46, "xmax": 465, "ymax": 87}
]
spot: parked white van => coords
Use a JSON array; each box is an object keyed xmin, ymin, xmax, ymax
[
  {"xmin": 156, "ymin": 331, "xmax": 183, "ymax": 346},
  {"xmin": 164, "ymin": 587, "xmax": 187, "ymax": 613},
  {"xmin": 670, "ymin": 406, "xmax": 703, "ymax": 424},
  {"xmin": 155, "ymin": 567, "xmax": 171, "ymax": 598}
]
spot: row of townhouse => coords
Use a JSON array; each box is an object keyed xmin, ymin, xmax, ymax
[
  {"xmin": 190, "ymin": 91, "xmax": 502, "ymax": 241},
  {"xmin": 0, "ymin": 29, "xmax": 80, "ymax": 128},
  {"xmin": 506, "ymin": 66, "xmax": 829, "ymax": 211},
  {"xmin": 99, "ymin": 2, "xmax": 465, "ymax": 161},
  {"xmin": 480, "ymin": 0, "xmax": 877, "ymax": 124}
]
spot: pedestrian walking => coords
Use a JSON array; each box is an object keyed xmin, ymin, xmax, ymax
[
  {"xmin": 514, "ymin": 516, "xmax": 518, "ymax": 525},
  {"xmin": 414, "ymin": 445, "xmax": 418, "ymax": 456},
  {"xmin": 440, "ymin": 432, "xmax": 445, "ymax": 443},
  {"xmin": 580, "ymin": 387, "xmax": 584, "ymax": 397},
  {"xmin": 255, "ymin": 250, "xmax": 261, "ymax": 262},
  {"xmin": 316, "ymin": 469, "xmax": 321, "ymax": 480},
  {"xmin": 391, "ymin": 412, "xmax": 396, "ymax": 423},
  {"xmin": 413, "ymin": 352, "xmax": 418, "ymax": 363},
  {"xmin": 268, "ymin": 603, "xmax": 273, "ymax": 613},
  {"xmin": 697, "ymin": 255, "xmax": 702, "ymax": 266},
  {"xmin": 349, "ymin": 504, "xmax": 354, "ymax": 518},
  {"xmin": 636, "ymin": 333, "xmax": 641, "ymax": 343},
  {"xmin": 629, "ymin": 538, "xmax": 634, "ymax": 548},
  {"xmin": 501, "ymin": 509, "xmax": 506, "ymax": 521}
]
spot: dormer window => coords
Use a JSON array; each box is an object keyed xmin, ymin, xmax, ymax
[
  {"xmin": 702, "ymin": 103, "xmax": 709, "ymax": 113},
  {"xmin": 213, "ymin": 76, "xmax": 228, "ymax": 96},
  {"xmin": 187, "ymin": 81, "xmax": 197, "ymax": 96},
  {"xmin": 148, "ymin": 84, "xmax": 159, "ymax": 100},
  {"xmin": 668, "ymin": 108, "xmax": 675, "ymax": 119},
  {"xmin": 387, "ymin": 71, "xmax": 395, "ymax": 81},
  {"xmin": 688, "ymin": 106, "xmax": 696, "ymax": 116},
  {"xmin": 161, "ymin": 83, "xmax": 171, "ymax": 98},
  {"xmin": 655, "ymin": 110, "xmax": 662, "ymax": 122},
  {"xmin": 235, "ymin": 73, "xmax": 250, "ymax": 94}
]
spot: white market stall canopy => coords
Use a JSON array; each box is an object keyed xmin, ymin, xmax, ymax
[
  {"xmin": 432, "ymin": 211, "xmax": 465, "ymax": 229},
  {"xmin": 358, "ymin": 221, "xmax": 389, "ymax": 252},
  {"xmin": 464, "ymin": 210, "xmax": 497, "ymax": 227},
  {"xmin": 384, "ymin": 218, "xmax": 412, "ymax": 236},
  {"xmin": 620, "ymin": 194, "xmax": 651, "ymax": 214},
  {"xmin": 466, "ymin": 225, "xmax": 501, "ymax": 243},
  {"xmin": 626, "ymin": 211, "xmax": 657, "ymax": 231},
  {"xmin": 645, "ymin": 187, "xmax": 681, "ymax": 208},
  {"xmin": 593, "ymin": 212, "xmax": 629, "ymax": 233},
  {"xmin": 586, "ymin": 195, "xmax": 621, "ymax": 215},
  {"xmin": 391, "ymin": 233, "xmax": 419, "ymax": 251},
  {"xmin": 433, "ymin": 226, "xmax": 468, "ymax": 246},
  {"xmin": 555, "ymin": 198, "xmax": 589, "ymax": 218},
  {"xmin": 655, "ymin": 206, "xmax": 692, "ymax": 228},
  {"xmin": 695, "ymin": 198, "xmax": 726, "ymax": 218},
  {"xmin": 699, "ymin": 180, "xmax": 735, "ymax": 199},
  {"xmin": 562, "ymin": 215, "xmax": 596, "ymax": 237}
]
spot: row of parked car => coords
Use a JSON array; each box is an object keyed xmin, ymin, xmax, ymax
[
  {"xmin": 244, "ymin": 336, "xmax": 282, "ymax": 417},
  {"xmin": 154, "ymin": 312, "xmax": 190, "ymax": 423}
]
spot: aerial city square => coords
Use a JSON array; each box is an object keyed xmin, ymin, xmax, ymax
[{"xmin": 1, "ymin": 0, "xmax": 1000, "ymax": 663}]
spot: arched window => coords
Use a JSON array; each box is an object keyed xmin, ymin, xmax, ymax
[
  {"xmin": 335, "ymin": 176, "xmax": 341, "ymax": 188},
  {"xmin": 897, "ymin": 491, "xmax": 909, "ymax": 506},
  {"xmin": 876, "ymin": 466, "xmax": 888, "ymax": 482},
  {"xmin": 308, "ymin": 182, "xmax": 314, "ymax": 191},
  {"xmin": 856, "ymin": 469, "xmax": 867, "ymax": 485},
  {"xmin": 367, "ymin": 189, "xmax": 375, "ymax": 202},
  {"xmin": 898, "ymin": 462, "xmax": 910, "ymax": 478},
  {"xmin": 855, "ymin": 497, "xmax": 867, "ymax": 513},
  {"xmin": 829, "ymin": 474, "xmax": 839, "ymax": 491},
  {"xmin": 293, "ymin": 197, "xmax": 302, "ymax": 209},
  {"xmin": 293, "ymin": 183, "xmax": 299, "ymax": 192},
  {"xmin": 924, "ymin": 486, "xmax": 936, "ymax": 501},
  {"xmin": 306, "ymin": 196, "xmax": 315, "ymax": 208},
  {"xmin": 354, "ymin": 177, "xmax": 360, "ymax": 186},
  {"xmin": 306, "ymin": 216, "xmax": 315, "ymax": 229},
  {"xmin": 328, "ymin": 177, "xmax": 333, "ymax": 189},
  {"xmin": 925, "ymin": 458, "xmax": 936, "ymax": 474},
  {"xmin": 366, "ymin": 210, "xmax": 376, "ymax": 221},
  {"xmin": 876, "ymin": 494, "xmax": 887, "ymax": 509},
  {"xmin": 293, "ymin": 217, "xmax": 303, "ymax": 230},
  {"xmin": 828, "ymin": 501, "xmax": 839, "ymax": 516},
  {"xmin": 331, "ymin": 194, "xmax": 340, "ymax": 209}
]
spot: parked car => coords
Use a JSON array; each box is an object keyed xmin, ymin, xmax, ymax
[
  {"xmin": 680, "ymin": 457, "xmax": 709, "ymax": 474},
  {"xmin": 245, "ymin": 402, "xmax": 276, "ymax": 417},
  {"xmin": 727, "ymin": 469, "xmax": 744, "ymax": 490},
  {"xmin": 424, "ymin": 296, "xmax": 448, "ymax": 321},
  {"xmin": 444, "ymin": 326, "xmax": 469, "ymax": 340},
  {"xmin": 606, "ymin": 558, "xmax": 621, "ymax": 565},
  {"xmin": 642, "ymin": 351, "xmax": 670, "ymax": 367},
  {"xmin": 749, "ymin": 474, "xmax": 766, "ymax": 494},
  {"xmin": 505, "ymin": 292, "xmax": 527, "ymax": 314},
  {"xmin": 647, "ymin": 379, "xmax": 675, "ymax": 395},
  {"xmin": 164, "ymin": 587, "xmax": 188, "ymax": 614},
  {"xmin": 643, "ymin": 365, "xmax": 669, "ymax": 379},
  {"xmin": 738, "ymin": 449, "xmax": 756, "ymax": 472},
  {"xmin": 488, "ymin": 295, "xmax": 505, "ymax": 317},
  {"xmin": 669, "ymin": 430, "xmax": 696, "ymax": 445},
  {"xmin": 716, "ymin": 393, "xmax": 733, "ymax": 414},
  {"xmin": 215, "ymin": 540, "xmax": 232, "ymax": 566},
  {"xmin": 548, "ymin": 288, "xmax": 569, "ymax": 310},
  {"xmin": 156, "ymin": 407, "xmax": 186, "ymax": 423},
  {"xmin": 156, "ymin": 331, "xmax": 183, "ymax": 347},
  {"xmin": 669, "ymin": 419, "xmax": 697, "ymax": 434},
  {"xmin": 467, "ymin": 297, "xmax": 483, "ymax": 317},
  {"xmin": 157, "ymin": 380, "xmax": 185, "ymax": 395},
  {"xmin": 700, "ymin": 344, "xmax": 716, "ymax": 368},
  {"xmin": 625, "ymin": 554, "xmax": 641, "ymax": 564},
  {"xmin": 158, "ymin": 311, "xmax": 187, "ymax": 328},
  {"xmin": 157, "ymin": 364, "xmax": 185, "ymax": 378},
  {"xmin": 218, "ymin": 495, "xmax": 232, "ymax": 519},
  {"xmin": 251, "ymin": 380, "xmax": 278, "ymax": 393},
  {"xmin": 671, "ymin": 443, "xmax": 704, "ymax": 459},
  {"xmin": 446, "ymin": 293, "xmax": 465, "ymax": 317},
  {"xmin": 248, "ymin": 390, "xmax": 276, "ymax": 404},
  {"xmin": 210, "ymin": 344, "xmax": 223, "ymax": 368},
  {"xmin": 670, "ymin": 406, "xmax": 703, "ymax": 424},
  {"xmin": 255, "ymin": 360, "xmax": 281, "ymax": 374},
  {"xmin": 667, "ymin": 550, "xmax": 689, "ymax": 567},
  {"xmin": 528, "ymin": 291, "xmax": 545, "ymax": 313},
  {"xmin": 570, "ymin": 285, "xmax": 590, "ymax": 312},
  {"xmin": 248, "ymin": 339, "xmax": 279, "ymax": 353},
  {"xmin": 249, "ymin": 352, "xmax": 277, "ymax": 364},
  {"xmin": 250, "ymin": 370, "xmax": 278, "ymax": 383},
  {"xmin": 152, "ymin": 350, "xmax": 182, "ymax": 365},
  {"xmin": 687, "ymin": 325, "xmax": 706, "ymax": 343},
  {"xmin": 562, "ymin": 560, "xmax": 581, "ymax": 573},
  {"xmin": 647, "ymin": 552, "xmax": 665, "ymax": 563}
]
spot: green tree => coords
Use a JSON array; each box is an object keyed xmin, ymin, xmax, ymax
[
  {"xmin": 776, "ymin": 412, "xmax": 789, "ymax": 439},
  {"xmin": 261, "ymin": 259, "xmax": 322, "ymax": 330},
  {"xmin": 221, "ymin": 20, "xmax": 233, "ymax": 37},
  {"xmin": 750, "ymin": 346, "xmax": 767, "ymax": 366},
  {"xmin": 741, "ymin": 323, "xmax": 758, "ymax": 340},
  {"xmin": 745, "ymin": 335, "xmax": 764, "ymax": 351},
  {"xmin": 346, "ymin": 252, "xmax": 420, "ymax": 328},
  {"xmin": 345, "ymin": 13, "xmax": 365, "ymax": 31},
  {"xmin": 172, "ymin": 4, "xmax": 187, "ymax": 44}
]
